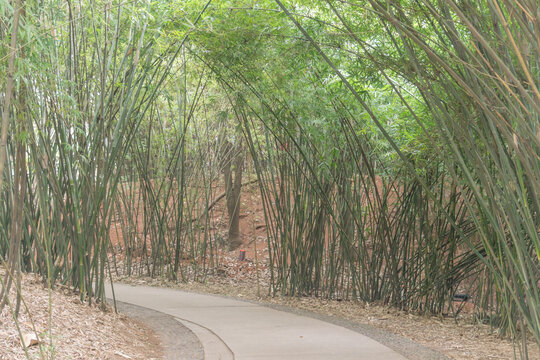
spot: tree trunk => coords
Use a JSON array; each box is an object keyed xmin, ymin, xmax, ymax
[
  {"xmin": 0, "ymin": 0, "xmax": 24, "ymax": 314},
  {"xmin": 0, "ymin": 0, "xmax": 23, "ymax": 197},
  {"xmin": 223, "ymin": 141, "xmax": 244, "ymax": 250}
]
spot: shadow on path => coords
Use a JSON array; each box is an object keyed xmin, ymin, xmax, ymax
[{"xmin": 113, "ymin": 301, "xmax": 204, "ymax": 360}]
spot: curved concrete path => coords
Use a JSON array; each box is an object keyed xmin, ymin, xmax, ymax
[{"xmin": 107, "ymin": 283, "xmax": 407, "ymax": 360}]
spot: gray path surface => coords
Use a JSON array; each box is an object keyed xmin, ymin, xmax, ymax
[
  {"xmin": 113, "ymin": 301, "xmax": 204, "ymax": 360},
  {"xmin": 107, "ymin": 283, "xmax": 412, "ymax": 360}
]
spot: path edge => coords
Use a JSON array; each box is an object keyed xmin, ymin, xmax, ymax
[
  {"xmin": 257, "ymin": 300, "xmax": 450, "ymax": 360},
  {"xmin": 109, "ymin": 299, "xmax": 205, "ymax": 360},
  {"xmin": 112, "ymin": 282, "xmax": 450, "ymax": 360},
  {"xmin": 138, "ymin": 285, "xmax": 449, "ymax": 360}
]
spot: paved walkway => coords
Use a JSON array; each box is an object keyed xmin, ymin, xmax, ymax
[{"xmin": 107, "ymin": 283, "xmax": 407, "ymax": 360}]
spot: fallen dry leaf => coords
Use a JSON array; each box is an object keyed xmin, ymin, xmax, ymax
[
  {"xmin": 21, "ymin": 333, "xmax": 39, "ymax": 347},
  {"xmin": 0, "ymin": 268, "xmax": 163, "ymax": 360}
]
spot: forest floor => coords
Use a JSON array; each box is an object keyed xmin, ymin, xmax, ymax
[
  {"xmin": 118, "ymin": 272, "xmax": 540, "ymax": 360},
  {"xmin": 110, "ymin": 182, "xmax": 540, "ymax": 360},
  {"xmin": 0, "ymin": 269, "xmax": 162, "ymax": 360},
  {"xmin": 4, "ymin": 182, "xmax": 536, "ymax": 360}
]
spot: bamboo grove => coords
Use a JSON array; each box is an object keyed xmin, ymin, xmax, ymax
[{"xmin": 0, "ymin": 0, "xmax": 538, "ymax": 357}]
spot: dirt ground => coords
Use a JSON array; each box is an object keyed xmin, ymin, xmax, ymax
[
  {"xmin": 0, "ymin": 270, "xmax": 162, "ymax": 360},
  {"xmin": 3, "ymin": 181, "xmax": 536, "ymax": 360},
  {"xmin": 111, "ymin": 181, "xmax": 540, "ymax": 360}
]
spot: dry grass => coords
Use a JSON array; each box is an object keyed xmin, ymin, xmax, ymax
[{"xmin": 0, "ymin": 270, "xmax": 162, "ymax": 360}]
